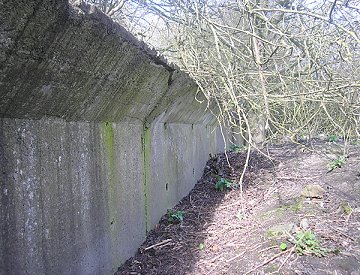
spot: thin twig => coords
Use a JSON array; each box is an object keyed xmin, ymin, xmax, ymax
[
  {"xmin": 218, "ymin": 200, "xmax": 242, "ymax": 210},
  {"xmin": 277, "ymin": 246, "xmax": 296, "ymax": 273},
  {"xmin": 144, "ymin": 239, "xmax": 172, "ymax": 251},
  {"xmin": 345, "ymin": 211, "xmax": 353, "ymax": 224},
  {"xmin": 244, "ymin": 250, "xmax": 288, "ymax": 275},
  {"xmin": 328, "ymin": 225, "xmax": 355, "ymax": 241},
  {"xmin": 225, "ymin": 251, "xmax": 247, "ymax": 263},
  {"xmin": 156, "ymin": 242, "xmax": 174, "ymax": 250},
  {"xmin": 210, "ymin": 254, "xmax": 222, "ymax": 263},
  {"xmin": 276, "ymin": 175, "xmax": 322, "ymax": 180},
  {"xmin": 258, "ymin": 245, "xmax": 278, "ymax": 254},
  {"xmin": 226, "ymin": 242, "xmax": 263, "ymax": 263}
]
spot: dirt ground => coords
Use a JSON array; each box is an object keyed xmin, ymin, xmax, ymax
[{"xmin": 117, "ymin": 139, "xmax": 360, "ymax": 275}]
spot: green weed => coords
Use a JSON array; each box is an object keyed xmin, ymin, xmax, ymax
[
  {"xmin": 328, "ymin": 156, "xmax": 346, "ymax": 171},
  {"xmin": 292, "ymin": 231, "xmax": 328, "ymax": 257},
  {"xmin": 167, "ymin": 210, "xmax": 185, "ymax": 224},
  {"xmin": 215, "ymin": 177, "xmax": 232, "ymax": 192},
  {"xmin": 280, "ymin": 242, "xmax": 288, "ymax": 251},
  {"xmin": 328, "ymin": 135, "xmax": 339, "ymax": 142},
  {"xmin": 229, "ymin": 144, "xmax": 244, "ymax": 153}
]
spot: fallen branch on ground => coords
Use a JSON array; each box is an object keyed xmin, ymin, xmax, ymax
[
  {"xmin": 244, "ymin": 250, "xmax": 288, "ymax": 275},
  {"xmin": 144, "ymin": 239, "xmax": 172, "ymax": 251},
  {"xmin": 277, "ymin": 246, "xmax": 296, "ymax": 273}
]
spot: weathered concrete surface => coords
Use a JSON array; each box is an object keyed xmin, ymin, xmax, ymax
[
  {"xmin": 147, "ymin": 121, "xmax": 227, "ymax": 229},
  {"xmin": 0, "ymin": 0, "xmax": 175, "ymax": 122},
  {"xmin": 0, "ymin": 1, "xmax": 228, "ymax": 274},
  {"xmin": 0, "ymin": 118, "xmax": 148, "ymax": 274}
]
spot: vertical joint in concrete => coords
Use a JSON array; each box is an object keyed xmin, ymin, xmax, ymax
[
  {"xmin": 141, "ymin": 124, "xmax": 151, "ymax": 233},
  {"xmin": 102, "ymin": 121, "xmax": 117, "ymax": 227}
]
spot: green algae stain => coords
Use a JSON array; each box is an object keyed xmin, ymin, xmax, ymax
[
  {"xmin": 103, "ymin": 121, "xmax": 114, "ymax": 156},
  {"xmin": 102, "ymin": 121, "xmax": 117, "ymax": 229},
  {"xmin": 142, "ymin": 126, "xmax": 151, "ymax": 233}
]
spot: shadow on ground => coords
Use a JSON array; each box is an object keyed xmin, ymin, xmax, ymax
[{"xmin": 116, "ymin": 155, "xmax": 226, "ymax": 274}]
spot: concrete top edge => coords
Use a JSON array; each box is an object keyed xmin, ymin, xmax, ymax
[{"xmin": 69, "ymin": 1, "xmax": 178, "ymax": 73}]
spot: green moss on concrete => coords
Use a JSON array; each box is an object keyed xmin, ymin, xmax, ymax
[
  {"xmin": 103, "ymin": 122, "xmax": 114, "ymax": 162},
  {"xmin": 142, "ymin": 126, "xmax": 151, "ymax": 233}
]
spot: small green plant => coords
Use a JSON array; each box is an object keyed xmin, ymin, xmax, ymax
[
  {"xmin": 197, "ymin": 243, "xmax": 205, "ymax": 250},
  {"xmin": 229, "ymin": 144, "xmax": 241, "ymax": 152},
  {"xmin": 167, "ymin": 210, "xmax": 185, "ymax": 224},
  {"xmin": 292, "ymin": 231, "xmax": 328, "ymax": 257},
  {"xmin": 279, "ymin": 242, "xmax": 288, "ymax": 251},
  {"xmin": 328, "ymin": 156, "xmax": 346, "ymax": 171},
  {"xmin": 215, "ymin": 177, "xmax": 232, "ymax": 192},
  {"xmin": 328, "ymin": 135, "xmax": 339, "ymax": 142}
]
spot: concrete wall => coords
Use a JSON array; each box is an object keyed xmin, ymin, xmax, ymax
[{"xmin": 0, "ymin": 1, "xmax": 227, "ymax": 274}]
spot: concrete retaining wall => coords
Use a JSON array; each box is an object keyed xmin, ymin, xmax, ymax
[{"xmin": 0, "ymin": 1, "xmax": 228, "ymax": 274}]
